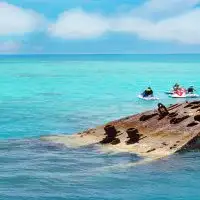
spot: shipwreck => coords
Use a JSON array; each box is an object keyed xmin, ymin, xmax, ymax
[{"xmin": 41, "ymin": 101, "xmax": 200, "ymax": 161}]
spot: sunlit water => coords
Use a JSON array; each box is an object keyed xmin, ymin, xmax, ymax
[{"xmin": 0, "ymin": 54, "xmax": 200, "ymax": 199}]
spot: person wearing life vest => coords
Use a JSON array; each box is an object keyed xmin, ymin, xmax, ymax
[
  {"xmin": 187, "ymin": 86, "xmax": 195, "ymax": 94},
  {"xmin": 142, "ymin": 87, "xmax": 153, "ymax": 97},
  {"xmin": 173, "ymin": 83, "xmax": 180, "ymax": 91}
]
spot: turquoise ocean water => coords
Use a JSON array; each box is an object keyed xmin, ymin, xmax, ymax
[{"xmin": 1, "ymin": 54, "xmax": 200, "ymax": 199}]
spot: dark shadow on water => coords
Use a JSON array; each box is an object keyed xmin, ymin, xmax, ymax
[{"xmin": 2, "ymin": 137, "xmax": 200, "ymax": 176}]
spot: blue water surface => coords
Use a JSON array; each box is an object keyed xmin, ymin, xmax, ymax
[{"xmin": 0, "ymin": 54, "xmax": 200, "ymax": 200}]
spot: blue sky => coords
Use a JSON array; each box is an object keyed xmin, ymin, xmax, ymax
[{"xmin": 1, "ymin": 0, "xmax": 200, "ymax": 54}]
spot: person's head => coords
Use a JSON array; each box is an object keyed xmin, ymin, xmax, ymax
[
  {"xmin": 190, "ymin": 86, "xmax": 194, "ymax": 88},
  {"xmin": 148, "ymin": 87, "xmax": 151, "ymax": 90}
]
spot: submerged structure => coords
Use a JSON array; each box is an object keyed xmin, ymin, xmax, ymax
[{"xmin": 41, "ymin": 101, "xmax": 200, "ymax": 159}]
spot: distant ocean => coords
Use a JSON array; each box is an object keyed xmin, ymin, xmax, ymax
[{"xmin": 0, "ymin": 54, "xmax": 200, "ymax": 200}]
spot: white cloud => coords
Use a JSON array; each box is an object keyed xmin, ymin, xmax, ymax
[
  {"xmin": 0, "ymin": 40, "xmax": 21, "ymax": 53},
  {"xmin": 114, "ymin": 9, "xmax": 200, "ymax": 44},
  {"xmin": 132, "ymin": 0, "xmax": 200, "ymax": 19},
  {"xmin": 0, "ymin": 2, "xmax": 45, "ymax": 36},
  {"xmin": 48, "ymin": 0, "xmax": 200, "ymax": 44},
  {"xmin": 145, "ymin": 9, "xmax": 200, "ymax": 44},
  {"xmin": 48, "ymin": 9, "xmax": 110, "ymax": 39},
  {"xmin": 2, "ymin": 1, "xmax": 200, "ymax": 45}
]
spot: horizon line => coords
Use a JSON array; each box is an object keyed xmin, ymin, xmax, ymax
[{"xmin": 1, "ymin": 53, "xmax": 200, "ymax": 56}]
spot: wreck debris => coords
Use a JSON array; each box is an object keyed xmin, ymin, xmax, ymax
[
  {"xmin": 126, "ymin": 128, "xmax": 140, "ymax": 145},
  {"xmin": 158, "ymin": 103, "xmax": 169, "ymax": 118},
  {"xmin": 100, "ymin": 125, "xmax": 120, "ymax": 145}
]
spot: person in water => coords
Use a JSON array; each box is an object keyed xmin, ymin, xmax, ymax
[
  {"xmin": 142, "ymin": 87, "xmax": 153, "ymax": 97},
  {"xmin": 187, "ymin": 86, "xmax": 196, "ymax": 94},
  {"xmin": 173, "ymin": 83, "xmax": 180, "ymax": 91}
]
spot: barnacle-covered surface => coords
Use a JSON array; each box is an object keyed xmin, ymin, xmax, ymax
[{"xmin": 41, "ymin": 101, "xmax": 200, "ymax": 158}]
